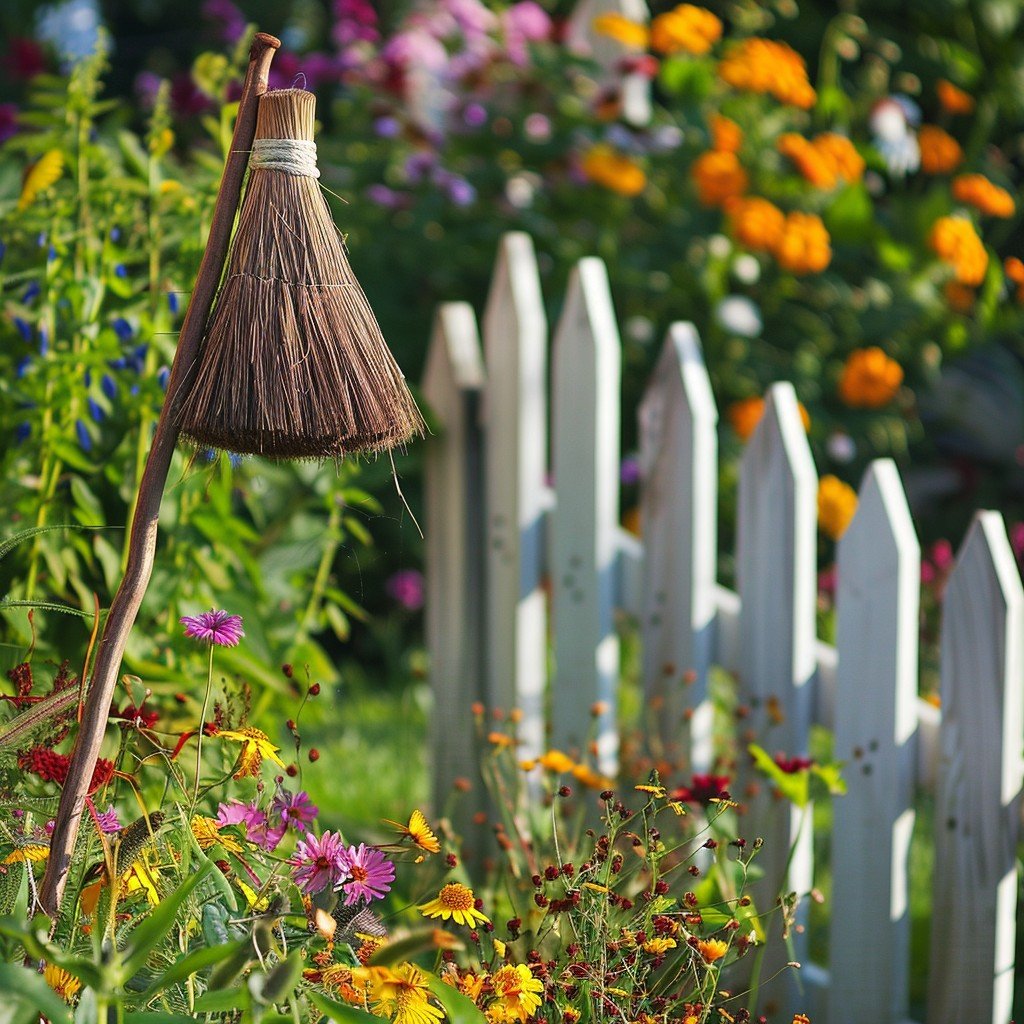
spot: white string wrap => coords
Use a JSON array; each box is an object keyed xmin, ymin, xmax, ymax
[{"xmin": 251, "ymin": 138, "xmax": 320, "ymax": 178}]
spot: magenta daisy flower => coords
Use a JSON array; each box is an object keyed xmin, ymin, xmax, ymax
[
  {"xmin": 337, "ymin": 843, "xmax": 395, "ymax": 905},
  {"xmin": 291, "ymin": 830, "xmax": 348, "ymax": 894},
  {"xmin": 217, "ymin": 800, "xmax": 285, "ymax": 851},
  {"xmin": 272, "ymin": 789, "xmax": 318, "ymax": 831},
  {"xmin": 180, "ymin": 609, "xmax": 245, "ymax": 647}
]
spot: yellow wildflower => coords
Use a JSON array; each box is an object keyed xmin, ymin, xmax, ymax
[
  {"xmin": 4, "ymin": 844, "xmax": 49, "ymax": 864},
  {"xmin": 122, "ymin": 854, "xmax": 161, "ymax": 906},
  {"xmin": 44, "ymin": 963, "xmax": 81, "ymax": 1002},
  {"xmin": 650, "ymin": 5, "xmax": 722, "ymax": 56},
  {"xmin": 18, "ymin": 150, "xmax": 64, "ymax": 211},
  {"xmin": 191, "ymin": 815, "xmax": 244, "ymax": 854},
  {"xmin": 419, "ymin": 882, "xmax": 490, "ymax": 927},
  {"xmin": 642, "ymin": 936, "xmax": 677, "ymax": 954},
  {"xmin": 216, "ymin": 727, "xmax": 286, "ymax": 778},
  {"xmin": 593, "ymin": 13, "xmax": 649, "ymax": 49},
  {"xmin": 634, "ymin": 784, "xmax": 666, "ymax": 797},
  {"xmin": 818, "ymin": 475, "xmax": 858, "ymax": 541},
  {"xmin": 364, "ymin": 963, "xmax": 444, "ymax": 1024},
  {"xmin": 384, "ymin": 809, "xmax": 441, "ymax": 855},
  {"xmin": 571, "ymin": 763, "xmax": 614, "ymax": 789},
  {"xmin": 488, "ymin": 963, "xmax": 544, "ymax": 1023},
  {"xmin": 838, "ymin": 348, "xmax": 903, "ymax": 408},
  {"xmin": 581, "ymin": 145, "xmax": 646, "ymax": 197},
  {"xmin": 538, "ymin": 749, "xmax": 576, "ymax": 773},
  {"xmin": 696, "ymin": 937, "xmax": 729, "ymax": 963}
]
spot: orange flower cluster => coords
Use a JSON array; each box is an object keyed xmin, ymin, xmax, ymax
[
  {"xmin": 928, "ymin": 215, "xmax": 988, "ymax": 285},
  {"xmin": 592, "ymin": 12, "xmax": 649, "ymax": 49},
  {"xmin": 952, "ymin": 174, "xmax": 1015, "ymax": 218},
  {"xmin": 937, "ymin": 79, "xmax": 975, "ymax": 115},
  {"xmin": 709, "ymin": 113, "xmax": 742, "ymax": 153},
  {"xmin": 774, "ymin": 211, "xmax": 832, "ymax": 274},
  {"xmin": 918, "ymin": 125, "xmax": 963, "ymax": 174},
  {"xmin": 581, "ymin": 145, "xmax": 647, "ymax": 197},
  {"xmin": 691, "ymin": 150, "xmax": 747, "ymax": 207},
  {"xmin": 727, "ymin": 395, "xmax": 810, "ymax": 440},
  {"xmin": 718, "ymin": 38, "xmax": 816, "ymax": 109},
  {"xmin": 650, "ymin": 4, "xmax": 722, "ymax": 56},
  {"xmin": 778, "ymin": 132, "xmax": 864, "ymax": 188},
  {"xmin": 838, "ymin": 347, "xmax": 903, "ymax": 408},
  {"xmin": 1005, "ymin": 257, "xmax": 1024, "ymax": 302},
  {"xmin": 728, "ymin": 198, "xmax": 831, "ymax": 274},
  {"xmin": 818, "ymin": 475, "xmax": 858, "ymax": 540}
]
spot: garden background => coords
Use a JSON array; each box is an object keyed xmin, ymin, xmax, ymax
[{"xmin": 1, "ymin": 0, "xmax": 1023, "ymax": 1019}]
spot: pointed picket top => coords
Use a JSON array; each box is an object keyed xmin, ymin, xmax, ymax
[
  {"xmin": 481, "ymin": 232, "xmax": 549, "ymax": 762},
  {"xmin": 929, "ymin": 511, "xmax": 1024, "ymax": 1024},
  {"xmin": 829, "ymin": 459, "xmax": 919, "ymax": 1024},
  {"xmin": 637, "ymin": 324, "xmax": 718, "ymax": 768},
  {"xmin": 422, "ymin": 302, "xmax": 488, "ymax": 839},
  {"xmin": 565, "ymin": 0, "xmax": 652, "ymax": 125},
  {"xmin": 551, "ymin": 258, "xmax": 621, "ymax": 773},
  {"xmin": 735, "ymin": 381, "xmax": 817, "ymax": 1017}
]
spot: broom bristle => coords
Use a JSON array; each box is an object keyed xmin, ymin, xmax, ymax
[{"xmin": 177, "ymin": 88, "xmax": 425, "ymax": 459}]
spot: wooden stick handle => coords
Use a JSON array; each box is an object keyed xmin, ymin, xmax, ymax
[{"xmin": 38, "ymin": 31, "xmax": 281, "ymax": 919}]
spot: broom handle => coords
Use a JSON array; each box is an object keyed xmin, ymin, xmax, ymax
[{"xmin": 38, "ymin": 31, "xmax": 281, "ymax": 920}]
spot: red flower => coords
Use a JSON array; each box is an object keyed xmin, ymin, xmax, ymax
[
  {"xmin": 773, "ymin": 754, "xmax": 813, "ymax": 774},
  {"xmin": 112, "ymin": 703, "xmax": 158, "ymax": 730},
  {"xmin": 671, "ymin": 773, "xmax": 732, "ymax": 806},
  {"xmin": 18, "ymin": 747, "xmax": 114, "ymax": 793}
]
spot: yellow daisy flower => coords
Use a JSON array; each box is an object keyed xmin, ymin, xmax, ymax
[
  {"xmin": 44, "ymin": 963, "xmax": 81, "ymax": 1002},
  {"xmin": 359, "ymin": 963, "xmax": 444, "ymax": 1024},
  {"xmin": 4, "ymin": 844, "xmax": 49, "ymax": 864},
  {"xmin": 384, "ymin": 809, "xmax": 441, "ymax": 855},
  {"xmin": 216, "ymin": 727, "xmax": 286, "ymax": 778},
  {"xmin": 191, "ymin": 815, "xmax": 244, "ymax": 854},
  {"xmin": 418, "ymin": 883, "xmax": 490, "ymax": 927},
  {"xmin": 488, "ymin": 963, "xmax": 544, "ymax": 1023}
]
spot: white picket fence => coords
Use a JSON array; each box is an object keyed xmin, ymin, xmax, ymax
[{"xmin": 422, "ymin": 233, "xmax": 1024, "ymax": 1024}]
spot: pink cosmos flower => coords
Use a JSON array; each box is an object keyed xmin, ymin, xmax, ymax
[
  {"xmin": 273, "ymin": 789, "xmax": 319, "ymax": 831},
  {"xmin": 291, "ymin": 830, "xmax": 348, "ymax": 894},
  {"xmin": 387, "ymin": 570, "xmax": 425, "ymax": 611},
  {"xmin": 217, "ymin": 800, "xmax": 285, "ymax": 851},
  {"xmin": 180, "ymin": 609, "xmax": 245, "ymax": 647},
  {"xmin": 337, "ymin": 843, "xmax": 396, "ymax": 905}
]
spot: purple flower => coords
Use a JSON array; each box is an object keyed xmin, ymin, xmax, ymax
[
  {"xmin": 180, "ymin": 609, "xmax": 245, "ymax": 647},
  {"xmin": 273, "ymin": 789, "xmax": 318, "ymax": 831},
  {"xmin": 217, "ymin": 800, "xmax": 285, "ymax": 850},
  {"xmin": 0, "ymin": 103, "xmax": 19, "ymax": 144},
  {"xmin": 447, "ymin": 177, "xmax": 477, "ymax": 207},
  {"xmin": 337, "ymin": 843, "xmax": 395, "ymax": 905},
  {"xmin": 463, "ymin": 102, "xmax": 488, "ymax": 128},
  {"xmin": 202, "ymin": 0, "xmax": 247, "ymax": 43},
  {"xmin": 366, "ymin": 183, "xmax": 403, "ymax": 209},
  {"xmin": 382, "ymin": 30, "xmax": 449, "ymax": 72},
  {"xmin": 619, "ymin": 455, "xmax": 640, "ymax": 487},
  {"xmin": 291, "ymin": 830, "xmax": 348, "ymax": 894},
  {"xmin": 374, "ymin": 117, "xmax": 401, "ymax": 139},
  {"xmin": 504, "ymin": 1, "xmax": 552, "ymax": 41},
  {"xmin": 333, "ymin": 0, "xmax": 379, "ymax": 47},
  {"xmin": 387, "ymin": 569, "xmax": 425, "ymax": 611}
]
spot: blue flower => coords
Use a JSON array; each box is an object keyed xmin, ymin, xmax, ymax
[
  {"xmin": 83, "ymin": 369, "xmax": 92, "ymax": 386},
  {"xmin": 157, "ymin": 366, "xmax": 170, "ymax": 389},
  {"xmin": 22, "ymin": 281, "xmax": 40, "ymax": 303},
  {"xmin": 37, "ymin": 232, "xmax": 47, "ymax": 248},
  {"xmin": 128, "ymin": 344, "xmax": 148, "ymax": 373},
  {"xmin": 114, "ymin": 264, "xmax": 127, "ymax": 278},
  {"xmin": 88, "ymin": 396, "xmax": 104, "ymax": 422},
  {"xmin": 107, "ymin": 357, "xmax": 128, "ymax": 370},
  {"xmin": 0, "ymin": 240, "xmax": 6, "ymax": 266},
  {"xmin": 38, "ymin": 327, "xmax": 48, "ymax": 355},
  {"xmin": 229, "ymin": 453, "xmax": 243, "ymax": 468},
  {"xmin": 16, "ymin": 356, "xmax": 31, "ymax": 378},
  {"xmin": 167, "ymin": 291, "xmax": 179, "ymax": 314},
  {"xmin": 47, "ymin": 246, "xmax": 57, "ymax": 262},
  {"xmin": 110, "ymin": 227, "xmax": 121, "ymax": 242},
  {"xmin": 75, "ymin": 419, "xmax": 92, "ymax": 451},
  {"xmin": 112, "ymin": 317, "xmax": 133, "ymax": 341},
  {"xmin": 14, "ymin": 317, "xmax": 31, "ymax": 342},
  {"xmin": 101, "ymin": 373, "xmax": 117, "ymax": 399},
  {"xmin": 15, "ymin": 422, "xmax": 30, "ymax": 443}
]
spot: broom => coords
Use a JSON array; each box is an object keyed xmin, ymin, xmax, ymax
[{"xmin": 178, "ymin": 87, "xmax": 425, "ymax": 458}]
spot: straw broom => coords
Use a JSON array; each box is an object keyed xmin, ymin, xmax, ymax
[
  {"xmin": 39, "ymin": 33, "xmax": 282, "ymax": 918},
  {"xmin": 178, "ymin": 87, "xmax": 425, "ymax": 458}
]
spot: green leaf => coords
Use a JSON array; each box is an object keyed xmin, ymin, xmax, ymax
[
  {"xmin": 120, "ymin": 861, "xmax": 213, "ymax": 981},
  {"xmin": 124, "ymin": 1015, "xmax": 199, "ymax": 1024},
  {"xmin": 0, "ymin": 599, "xmax": 96, "ymax": 620},
  {"xmin": 194, "ymin": 985, "xmax": 249, "ymax": 1012},
  {"xmin": 308, "ymin": 992, "xmax": 386, "ymax": 1024},
  {"xmin": 426, "ymin": 974, "xmax": 489, "ymax": 1024},
  {"xmin": 0, "ymin": 962, "xmax": 74, "ymax": 1024},
  {"xmin": 748, "ymin": 744, "xmax": 809, "ymax": 807},
  {"xmin": 824, "ymin": 184, "xmax": 874, "ymax": 244},
  {"xmin": 0, "ymin": 524, "xmax": 109, "ymax": 563},
  {"xmin": 144, "ymin": 939, "xmax": 246, "ymax": 997},
  {"xmin": 260, "ymin": 949, "xmax": 304, "ymax": 1004}
]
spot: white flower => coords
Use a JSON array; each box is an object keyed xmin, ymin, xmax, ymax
[
  {"xmin": 715, "ymin": 296, "xmax": 762, "ymax": 338},
  {"xmin": 732, "ymin": 254, "xmax": 761, "ymax": 285},
  {"xmin": 827, "ymin": 432, "xmax": 857, "ymax": 464}
]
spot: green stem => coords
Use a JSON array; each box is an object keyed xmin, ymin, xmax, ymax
[
  {"xmin": 191, "ymin": 646, "xmax": 216, "ymax": 814},
  {"xmin": 295, "ymin": 497, "xmax": 343, "ymax": 643}
]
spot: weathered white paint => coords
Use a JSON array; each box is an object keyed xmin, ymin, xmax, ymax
[
  {"xmin": 638, "ymin": 324, "xmax": 718, "ymax": 770},
  {"xmin": 481, "ymin": 233, "xmax": 549, "ymax": 761},
  {"xmin": 422, "ymin": 303, "xmax": 488, "ymax": 835},
  {"xmin": 564, "ymin": 0, "xmax": 652, "ymax": 126},
  {"xmin": 551, "ymin": 258, "xmax": 621, "ymax": 773},
  {"xmin": 735, "ymin": 382, "xmax": 817, "ymax": 1017},
  {"xmin": 828, "ymin": 460, "xmax": 919, "ymax": 1024},
  {"xmin": 928, "ymin": 512, "xmax": 1024, "ymax": 1024}
]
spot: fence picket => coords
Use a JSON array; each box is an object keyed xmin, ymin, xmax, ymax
[
  {"xmin": 638, "ymin": 323, "xmax": 718, "ymax": 769},
  {"xmin": 565, "ymin": 0, "xmax": 652, "ymax": 126},
  {"xmin": 928, "ymin": 512, "xmax": 1024, "ymax": 1024},
  {"xmin": 422, "ymin": 303, "xmax": 487, "ymax": 837},
  {"xmin": 735, "ymin": 382, "xmax": 817, "ymax": 1016},
  {"xmin": 481, "ymin": 232, "xmax": 549, "ymax": 760},
  {"xmin": 828, "ymin": 460, "xmax": 919, "ymax": 1024},
  {"xmin": 551, "ymin": 259, "xmax": 621, "ymax": 773}
]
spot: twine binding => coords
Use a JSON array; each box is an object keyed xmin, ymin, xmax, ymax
[{"xmin": 251, "ymin": 138, "xmax": 319, "ymax": 178}]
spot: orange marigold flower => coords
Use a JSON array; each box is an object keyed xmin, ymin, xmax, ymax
[
  {"xmin": 943, "ymin": 280, "xmax": 975, "ymax": 312},
  {"xmin": 777, "ymin": 133, "xmax": 836, "ymax": 188},
  {"xmin": 581, "ymin": 144, "xmax": 647, "ymax": 197},
  {"xmin": 937, "ymin": 79, "xmax": 974, "ymax": 115},
  {"xmin": 812, "ymin": 132, "xmax": 865, "ymax": 184},
  {"xmin": 928, "ymin": 215, "xmax": 988, "ymax": 286},
  {"xmin": 952, "ymin": 174, "xmax": 1015, "ymax": 218},
  {"xmin": 728, "ymin": 395, "xmax": 809, "ymax": 440},
  {"xmin": 729, "ymin": 196, "xmax": 785, "ymax": 251},
  {"xmin": 818, "ymin": 475, "xmax": 858, "ymax": 541},
  {"xmin": 918, "ymin": 125, "xmax": 963, "ymax": 174},
  {"xmin": 793, "ymin": 1015, "xmax": 811, "ymax": 1024},
  {"xmin": 837, "ymin": 347, "xmax": 904, "ymax": 409},
  {"xmin": 709, "ymin": 113, "xmax": 742, "ymax": 153},
  {"xmin": 691, "ymin": 150, "xmax": 748, "ymax": 208},
  {"xmin": 650, "ymin": 4, "xmax": 722, "ymax": 56},
  {"xmin": 538, "ymin": 749, "xmax": 576, "ymax": 773},
  {"xmin": 593, "ymin": 13, "xmax": 649, "ymax": 50},
  {"xmin": 718, "ymin": 38, "xmax": 816, "ymax": 108},
  {"xmin": 696, "ymin": 937, "xmax": 729, "ymax": 963},
  {"xmin": 773, "ymin": 211, "xmax": 831, "ymax": 274},
  {"xmin": 1005, "ymin": 257, "xmax": 1024, "ymax": 302}
]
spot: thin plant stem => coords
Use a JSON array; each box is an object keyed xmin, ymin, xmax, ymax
[{"xmin": 192, "ymin": 645, "xmax": 215, "ymax": 813}]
